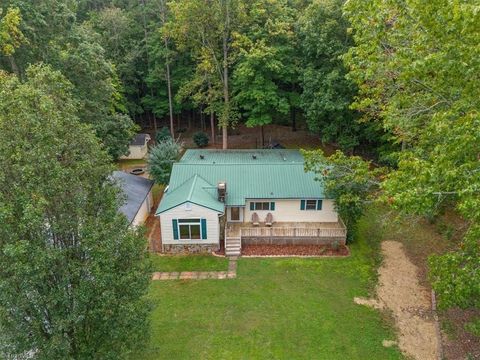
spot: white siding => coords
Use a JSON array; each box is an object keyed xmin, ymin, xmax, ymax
[
  {"xmin": 244, "ymin": 199, "xmax": 338, "ymax": 223},
  {"xmin": 160, "ymin": 202, "xmax": 222, "ymax": 245},
  {"xmin": 131, "ymin": 190, "xmax": 154, "ymax": 227},
  {"xmin": 120, "ymin": 144, "xmax": 148, "ymax": 160}
]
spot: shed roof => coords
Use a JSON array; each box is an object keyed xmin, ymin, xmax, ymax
[
  {"xmin": 156, "ymin": 149, "xmax": 325, "ymax": 214},
  {"xmin": 113, "ymin": 171, "xmax": 154, "ymax": 224},
  {"xmin": 130, "ymin": 133, "xmax": 150, "ymax": 146}
]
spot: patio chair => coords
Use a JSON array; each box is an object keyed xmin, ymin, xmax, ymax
[
  {"xmin": 251, "ymin": 212, "xmax": 260, "ymax": 226},
  {"xmin": 265, "ymin": 212, "xmax": 274, "ymax": 227}
]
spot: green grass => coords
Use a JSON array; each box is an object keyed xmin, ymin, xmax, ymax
[
  {"xmin": 136, "ymin": 231, "xmax": 403, "ymax": 359},
  {"xmin": 116, "ymin": 159, "xmax": 147, "ymax": 170},
  {"xmin": 150, "ymin": 254, "xmax": 229, "ymax": 272}
]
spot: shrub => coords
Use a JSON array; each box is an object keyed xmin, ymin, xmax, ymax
[
  {"xmin": 148, "ymin": 138, "xmax": 181, "ymax": 184},
  {"xmin": 193, "ymin": 132, "xmax": 209, "ymax": 148},
  {"xmin": 156, "ymin": 127, "xmax": 172, "ymax": 143}
]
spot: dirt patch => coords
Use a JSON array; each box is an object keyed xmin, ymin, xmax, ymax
[{"xmin": 355, "ymin": 241, "xmax": 440, "ymax": 360}]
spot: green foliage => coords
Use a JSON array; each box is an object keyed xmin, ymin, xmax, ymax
[
  {"xmin": 298, "ymin": 0, "xmax": 360, "ymax": 151},
  {"xmin": 0, "ymin": 2, "xmax": 137, "ymax": 160},
  {"xmin": 156, "ymin": 126, "xmax": 172, "ymax": 143},
  {"xmin": 0, "ymin": 7, "xmax": 26, "ymax": 56},
  {"xmin": 304, "ymin": 149, "xmax": 380, "ymax": 241},
  {"xmin": 0, "ymin": 64, "xmax": 150, "ymax": 359},
  {"xmin": 428, "ymin": 225, "xmax": 480, "ymax": 309},
  {"xmin": 148, "ymin": 138, "xmax": 181, "ymax": 184},
  {"xmin": 344, "ymin": 0, "xmax": 480, "ymax": 308},
  {"xmin": 464, "ymin": 318, "xmax": 480, "ymax": 338},
  {"xmin": 233, "ymin": 0, "xmax": 296, "ymax": 128},
  {"xmin": 192, "ymin": 131, "xmax": 209, "ymax": 148}
]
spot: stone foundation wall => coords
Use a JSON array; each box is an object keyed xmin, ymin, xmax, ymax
[
  {"xmin": 242, "ymin": 236, "xmax": 346, "ymax": 246},
  {"xmin": 162, "ymin": 244, "xmax": 219, "ymax": 254}
]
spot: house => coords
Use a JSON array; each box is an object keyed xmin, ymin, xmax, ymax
[
  {"xmin": 156, "ymin": 149, "xmax": 346, "ymax": 256},
  {"xmin": 113, "ymin": 171, "xmax": 154, "ymax": 227},
  {"xmin": 120, "ymin": 133, "xmax": 151, "ymax": 160}
]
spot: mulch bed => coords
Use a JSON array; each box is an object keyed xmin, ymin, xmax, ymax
[{"xmin": 241, "ymin": 244, "xmax": 349, "ymax": 257}]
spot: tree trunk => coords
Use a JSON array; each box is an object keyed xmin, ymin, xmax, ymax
[
  {"xmin": 221, "ymin": 0, "xmax": 230, "ymax": 150},
  {"xmin": 140, "ymin": 0, "xmax": 157, "ymax": 138},
  {"xmin": 210, "ymin": 112, "xmax": 215, "ymax": 145},
  {"xmin": 261, "ymin": 126, "xmax": 265, "ymax": 148},
  {"xmin": 8, "ymin": 56, "xmax": 20, "ymax": 78},
  {"xmin": 291, "ymin": 106, "xmax": 296, "ymax": 132},
  {"xmin": 160, "ymin": 0, "xmax": 175, "ymax": 138},
  {"xmin": 291, "ymin": 83, "xmax": 297, "ymax": 132},
  {"xmin": 200, "ymin": 108, "xmax": 205, "ymax": 131}
]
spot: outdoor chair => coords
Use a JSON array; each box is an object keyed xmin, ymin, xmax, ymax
[
  {"xmin": 265, "ymin": 212, "xmax": 274, "ymax": 226},
  {"xmin": 251, "ymin": 212, "xmax": 260, "ymax": 226}
]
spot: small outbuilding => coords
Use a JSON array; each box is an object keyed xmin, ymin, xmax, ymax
[
  {"xmin": 120, "ymin": 133, "xmax": 151, "ymax": 160},
  {"xmin": 113, "ymin": 171, "xmax": 154, "ymax": 227}
]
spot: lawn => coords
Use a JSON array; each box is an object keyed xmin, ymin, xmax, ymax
[
  {"xmin": 150, "ymin": 254, "xmax": 229, "ymax": 272},
  {"xmin": 135, "ymin": 230, "xmax": 403, "ymax": 359}
]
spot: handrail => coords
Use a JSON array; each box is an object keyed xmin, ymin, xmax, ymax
[{"xmin": 240, "ymin": 227, "xmax": 346, "ymax": 238}]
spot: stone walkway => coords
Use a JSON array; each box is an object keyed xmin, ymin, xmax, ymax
[{"xmin": 152, "ymin": 257, "xmax": 237, "ymax": 281}]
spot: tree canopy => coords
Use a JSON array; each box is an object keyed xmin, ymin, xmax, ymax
[{"xmin": 0, "ymin": 65, "xmax": 150, "ymax": 359}]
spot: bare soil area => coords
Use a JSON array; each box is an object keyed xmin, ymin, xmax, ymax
[{"xmin": 355, "ymin": 240, "xmax": 440, "ymax": 360}]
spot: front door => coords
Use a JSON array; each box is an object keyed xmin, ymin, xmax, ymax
[{"xmin": 228, "ymin": 207, "xmax": 243, "ymax": 222}]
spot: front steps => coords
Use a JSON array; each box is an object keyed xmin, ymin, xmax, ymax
[{"xmin": 225, "ymin": 237, "xmax": 241, "ymax": 257}]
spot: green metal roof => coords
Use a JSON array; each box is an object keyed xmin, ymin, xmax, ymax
[
  {"xmin": 180, "ymin": 149, "xmax": 305, "ymax": 164},
  {"xmin": 157, "ymin": 174, "xmax": 224, "ymax": 214},
  {"xmin": 156, "ymin": 149, "xmax": 325, "ymax": 213}
]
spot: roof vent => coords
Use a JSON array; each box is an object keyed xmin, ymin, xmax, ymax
[
  {"xmin": 252, "ymin": 154, "xmax": 257, "ymax": 160},
  {"xmin": 217, "ymin": 182, "xmax": 227, "ymax": 202},
  {"xmin": 200, "ymin": 154, "xmax": 204, "ymax": 160}
]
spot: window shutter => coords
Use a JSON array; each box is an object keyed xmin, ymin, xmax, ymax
[
  {"xmin": 316, "ymin": 200, "xmax": 323, "ymax": 210},
  {"xmin": 250, "ymin": 202, "xmax": 254, "ymax": 211},
  {"xmin": 201, "ymin": 219, "xmax": 207, "ymax": 239},
  {"xmin": 300, "ymin": 200, "xmax": 305, "ymax": 210},
  {"xmin": 172, "ymin": 219, "xmax": 179, "ymax": 240},
  {"xmin": 270, "ymin": 202, "xmax": 275, "ymax": 211}
]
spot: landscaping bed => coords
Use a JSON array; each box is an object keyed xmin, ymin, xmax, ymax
[{"xmin": 241, "ymin": 244, "xmax": 349, "ymax": 257}]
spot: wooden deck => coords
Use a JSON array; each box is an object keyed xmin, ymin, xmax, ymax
[{"xmin": 226, "ymin": 221, "xmax": 346, "ymax": 239}]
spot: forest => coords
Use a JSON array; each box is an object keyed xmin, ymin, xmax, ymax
[{"xmin": 0, "ymin": 0, "xmax": 479, "ymax": 359}]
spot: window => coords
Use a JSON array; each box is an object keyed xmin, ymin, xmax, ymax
[
  {"xmin": 300, "ymin": 199, "xmax": 322, "ymax": 211},
  {"xmin": 230, "ymin": 207, "xmax": 240, "ymax": 221},
  {"xmin": 305, "ymin": 200, "xmax": 317, "ymax": 210},
  {"xmin": 177, "ymin": 219, "xmax": 201, "ymax": 240},
  {"xmin": 250, "ymin": 202, "xmax": 275, "ymax": 211}
]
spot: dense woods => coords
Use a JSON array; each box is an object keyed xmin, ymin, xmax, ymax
[
  {"xmin": 0, "ymin": 0, "xmax": 479, "ymax": 357},
  {"xmin": 1, "ymin": 0, "xmax": 389, "ymax": 154}
]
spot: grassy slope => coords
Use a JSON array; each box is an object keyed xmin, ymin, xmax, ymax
[{"xmin": 135, "ymin": 223, "xmax": 402, "ymax": 360}]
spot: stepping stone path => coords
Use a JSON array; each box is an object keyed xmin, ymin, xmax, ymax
[{"xmin": 152, "ymin": 257, "xmax": 238, "ymax": 281}]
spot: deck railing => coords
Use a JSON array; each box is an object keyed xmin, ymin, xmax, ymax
[{"xmin": 240, "ymin": 226, "xmax": 346, "ymax": 238}]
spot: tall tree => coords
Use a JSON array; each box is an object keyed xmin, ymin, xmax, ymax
[
  {"xmin": 0, "ymin": 64, "xmax": 150, "ymax": 359},
  {"xmin": 344, "ymin": 0, "xmax": 480, "ymax": 308},
  {"xmin": 298, "ymin": 0, "xmax": 378, "ymax": 152},
  {"xmin": 233, "ymin": 0, "xmax": 297, "ymax": 146},
  {"xmin": 168, "ymin": 0, "xmax": 246, "ymax": 149},
  {"xmin": 0, "ymin": 7, "xmax": 26, "ymax": 76},
  {"xmin": 0, "ymin": 2, "xmax": 137, "ymax": 159}
]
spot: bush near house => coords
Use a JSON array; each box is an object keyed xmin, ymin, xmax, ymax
[
  {"xmin": 156, "ymin": 127, "xmax": 172, "ymax": 143},
  {"xmin": 193, "ymin": 132, "xmax": 209, "ymax": 148}
]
